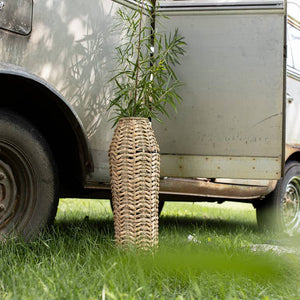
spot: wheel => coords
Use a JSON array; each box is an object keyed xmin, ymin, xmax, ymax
[
  {"xmin": 0, "ymin": 110, "xmax": 58, "ymax": 241},
  {"xmin": 256, "ymin": 160, "xmax": 300, "ymax": 232}
]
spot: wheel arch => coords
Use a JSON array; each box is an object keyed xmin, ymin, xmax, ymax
[
  {"xmin": 286, "ymin": 144, "xmax": 300, "ymax": 165},
  {"xmin": 0, "ymin": 67, "xmax": 93, "ymax": 196}
]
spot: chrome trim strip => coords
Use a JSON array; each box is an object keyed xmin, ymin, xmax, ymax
[
  {"xmin": 287, "ymin": 66, "xmax": 300, "ymax": 81},
  {"xmin": 113, "ymin": 0, "xmax": 151, "ymax": 12},
  {"xmin": 158, "ymin": 0, "xmax": 284, "ymax": 12}
]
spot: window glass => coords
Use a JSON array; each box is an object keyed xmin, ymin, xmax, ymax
[
  {"xmin": 287, "ymin": 25, "xmax": 294, "ymax": 68},
  {"xmin": 288, "ymin": 2, "xmax": 300, "ymax": 22},
  {"xmin": 289, "ymin": 24, "xmax": 300, "ymax": 71}
]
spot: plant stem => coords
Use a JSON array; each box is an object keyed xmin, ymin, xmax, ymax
[
  {"xmin": 133, "ymin": 0, "xmax": 145, "ymax": 115},
  {"xmin": 147, "ymin": 0, "xmax": 156, "ymax": 114}
]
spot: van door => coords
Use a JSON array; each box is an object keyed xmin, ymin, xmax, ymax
[
  {"xmin": 154, "ymin": 0, "xmax": 286, "ymax": 180},
  {"xmin": 286, "ymin": 1, "xmax": 300, "ymax": 146}
]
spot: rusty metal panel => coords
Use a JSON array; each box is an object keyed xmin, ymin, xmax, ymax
[
  {"xmin": 159, "ymin": 177, "xmax": 276, "ymax": 199},
  {"xmin": 154, "ymin": 0, "xmax": 285, "ymax": 180}
]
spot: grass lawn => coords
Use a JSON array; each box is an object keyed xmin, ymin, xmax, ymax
[{"xmin": 1, "ymin": 199, "xmax": 300, "ymax": 299}]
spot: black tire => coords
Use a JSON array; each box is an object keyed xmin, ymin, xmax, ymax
[
  {"xmin": 256, "ymin": 160, "xmax": 300, "ymax": 232},
  {"xmin": 0, "ymin": 110, "xmax": 58, "ymax": 241}
]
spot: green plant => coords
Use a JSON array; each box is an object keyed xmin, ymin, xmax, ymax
[{"xmin": 108, "ymin": 0, "xmax": 186, "ymax": 125}]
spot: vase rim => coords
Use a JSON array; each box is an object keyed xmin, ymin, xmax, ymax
[{"xmin": 118, "ymin": 117, "xmax": 150, "ymax": 121}]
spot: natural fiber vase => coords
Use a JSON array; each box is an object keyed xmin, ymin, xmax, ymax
[{"xmin": 109, "ymin": 117, "xmax": 160, "ymax": 250}]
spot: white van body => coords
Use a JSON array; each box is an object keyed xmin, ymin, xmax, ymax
[{"xmin": 0, "ymin": 0, "xmax": 300, "ymax": 236}]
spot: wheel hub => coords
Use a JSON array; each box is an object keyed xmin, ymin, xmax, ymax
[{"xmin": 283, "ymin": 177, "xmax": 300, "ymax": 230}]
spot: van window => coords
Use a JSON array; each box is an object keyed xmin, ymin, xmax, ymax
[
  {"xmin": 287, "ymin": 25, "xmax": 294, "ymax": 68},
  {"xmin": 288, "ymin": 23, "xmax": 300, "ymax": 71},
  {"xmin": 288, "ymin": 1, "xmax": 300, "ymax": 22},
  {"xmin": 287, "ymin": 0, "xmax": 300, "ymax": 72}
]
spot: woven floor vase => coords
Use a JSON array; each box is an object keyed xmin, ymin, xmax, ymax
[{"xmin": 109, "ymin": 117, "xmax": 160, "ymax": 250}]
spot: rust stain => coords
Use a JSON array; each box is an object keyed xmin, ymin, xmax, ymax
[
  {"xmin": 286, "ymin": 144, "xmax": 300, "ymax": 160},
  {"xmin": 160, "ymin": 177, "xmax": 276, "ymax": 199}
]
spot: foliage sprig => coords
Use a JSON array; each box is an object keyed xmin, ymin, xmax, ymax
[{"xmin": 108, "ymin": 0, "xmax": 186, "ymax": 125}]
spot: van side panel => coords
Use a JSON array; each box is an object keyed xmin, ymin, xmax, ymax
[
  {"xmin": 155, "ymin": 1, "xmax": 286, "ymax": 179},
  {"xmin": 0, "ymin": 0, "xmax": 122, "ymax": 182},
  {"xmin": 0, "ymin": 0, "xmax": 286, "ymax": 183}
]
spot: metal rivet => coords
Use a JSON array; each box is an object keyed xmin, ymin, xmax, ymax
[
  {"xmin": 0, "ymin": 204, "xmax": 5, "ymax": 212},
  {"xmin": 0, "ymin": 2, "xmax": 4, "ymax": 10}
]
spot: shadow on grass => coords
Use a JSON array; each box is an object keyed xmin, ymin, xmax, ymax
[
  {"xmin": 52, "ymin": 214, "xmax": 258, "ymax": 240},
  {"xmin": 53, "ymin": 217, "xmax": 115, "ymax": 239},
  {"xmin": 159, "ymin": 215, "xmax": 259, "ymax": 234}
]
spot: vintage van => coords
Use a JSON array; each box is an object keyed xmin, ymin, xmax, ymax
[{"xmin": 0, "ymin": 0, "xmax": 298, "ymax": 239}]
